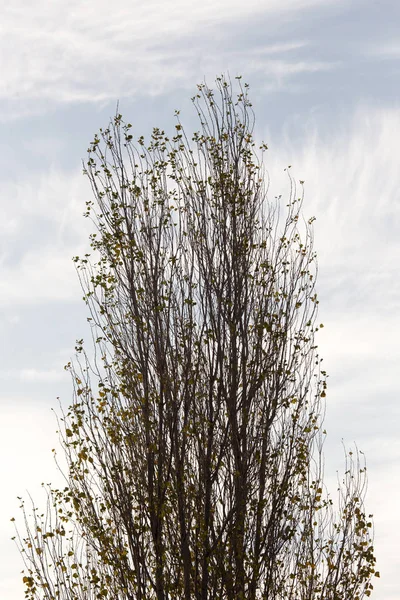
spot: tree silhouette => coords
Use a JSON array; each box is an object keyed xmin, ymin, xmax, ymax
[{"xmin": 15, "ymin": 76, "xmax": 378, "ymax": 600}]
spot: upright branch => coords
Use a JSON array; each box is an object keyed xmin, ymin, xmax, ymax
[{"xmin": 15, "ymin": 76, "xmax": 378, "ymax": 600}]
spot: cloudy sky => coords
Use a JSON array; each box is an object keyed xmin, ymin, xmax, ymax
[{"xmin": 1, "ymin": 0, "xmax": 398, "ymax": 597}]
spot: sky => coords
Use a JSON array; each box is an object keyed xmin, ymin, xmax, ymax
[{"xmin": 0, "ymin": 0, "xmax": 399, "ymax": 597}]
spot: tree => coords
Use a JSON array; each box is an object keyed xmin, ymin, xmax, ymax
[{"xmin": 14, "ymin": 76, "xmax": 378, "ymax": 600}]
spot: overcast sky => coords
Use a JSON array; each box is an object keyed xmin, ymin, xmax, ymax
[{"xmin": 1, "ymin": 0, "xmax": 399, "ymax": 598}]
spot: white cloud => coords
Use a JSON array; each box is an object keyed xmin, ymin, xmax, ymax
[
  {"xmin": 0, "ymin": 167, "xmax": 92, "ymax": 306},
  {"xmin": 0, "ymin": 0, "xmax": 341, "ymax": 119},
  {"xmin": 0, "ymin": 250, "xmax": 80, "ymax": 306},
  {"xmin": 0, "ymin": 398, "xmax": 66, "ymax": 600},
  {"xmin": 366, "ymin": 40, "xmax": 400, "ymax": 58},
  {"xmin": 19, "ymin": 368, "xmax": 68, "ymax": 383},
  {"xmin": 262, "ymin": 105, "xmax": 400, "ymax": 598},
  {"xmin": 263, "ymin": 105, "xmax": 400, "ymax": 313}
]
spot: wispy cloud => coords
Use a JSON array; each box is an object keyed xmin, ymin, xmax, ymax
[
  {"xmin": 0, "ymin": 396, "xmax": 65, "ymax": 600},
  {"xmin": 262, "ymin": 105, "xmax": 400, "ymax": 596},
  {"xmin": 264, "ymin": 105, "xmax": 400, "ymax": 299},
  {"xmin": 19, "ymin": 368, "xmax": 68, "ymax": 383},
  {"xmin": 0, "ymin": 167, "xmax": 91, "ymax": 306},
  {"xmin": 0, "ymin": 249, "xmax": 81, "ymax": 306},
  {"xmin": 0, "ymin": 0, "xmax": 341, "ymax": 119},
  {"xmin": 366, "ymin": 40, "xmax": 400, "ymax": 59}
]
